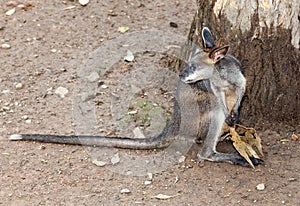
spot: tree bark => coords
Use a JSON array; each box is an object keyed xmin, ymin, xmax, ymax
[{"xmin": 179, "ymin": 0, "xmax": 300, "ymax": 125}]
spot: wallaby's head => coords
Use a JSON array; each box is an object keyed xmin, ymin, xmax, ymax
[{"xmin": 179, "ymin": 27, "xmax": 229, "ymax": 84}]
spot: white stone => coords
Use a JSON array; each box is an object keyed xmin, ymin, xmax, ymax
[
  {"xmin": 1, "ymin": 43, "xmax": 11, "ymax": 49},
  {"xmin": 15, "ymin": 83, "xmax": 23, "ymax": 90},
  {"xmin": 147, "ymin": 173, "xmax": 153, "ymax": 180},
  {"xmin": 111, "ymin": 153, "xmax": 120, "ymax": 165},
  {"xmin": 256, "ymin": 183, "xmax": 265, "ymax": 191},
  {"xmin": 144, "ymin": 180, "xmax": 152, "ymax": 186},
  {"xmin": 92, "ymin": 159, "xmax": 106, "ymax": 167},
  {"xmin": 79, "ymin": 0, "xmax": 89, "ymax": 6},
  {"xmin": 178, "ymin": 155, "xmax": 186, "ymax": 163},
  {"xmin": 120, "ymin": 188, "xmax": 131, "ymax": 194},
  {"xmin": 55, "ymin": 86, "xmax": 69, "ymax": 98}
]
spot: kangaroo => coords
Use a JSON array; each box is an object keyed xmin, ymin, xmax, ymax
[{"xmin": 9, "ymin": 27, "xmax": 262, "ymax": 167}]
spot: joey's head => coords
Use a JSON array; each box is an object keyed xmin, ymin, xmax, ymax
[{"xmin": 179, "ymin": 27, "xmax": 229, "ymax": 84}]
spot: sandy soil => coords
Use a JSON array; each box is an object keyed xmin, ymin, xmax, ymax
[{"xmin": 0, "ymin": 1, "xmax": 299, "ymax": 205}]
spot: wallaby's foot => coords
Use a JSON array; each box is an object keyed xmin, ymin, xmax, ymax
[
  {"xmin": 249, "ymin": 156, "xmax": 264, "ymax": 165},
  {"xmin": 230, "ymin": 155, "xmax": 263, "ymax": 167},
  {"xmin": 197, "ymin": 151, "xmax": 263, "ymax": 167}
]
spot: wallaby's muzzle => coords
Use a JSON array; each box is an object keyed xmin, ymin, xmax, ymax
[{"xmin": 179, "ymin": 63, "xmax": 196, "ymax": 83}]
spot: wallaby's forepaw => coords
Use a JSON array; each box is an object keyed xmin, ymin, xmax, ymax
[{"xmin": 225, "ymin": 112, "xmax": 239, "ymax": 126}]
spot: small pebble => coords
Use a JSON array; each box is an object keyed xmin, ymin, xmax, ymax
[
  {"xmin": 288, "ymin": 177, "xmax": 297, "ymax": 182},
  {"xmin": 1, "ymin": 43, "xmax": 11, "ymax": 49},
  {"xmin": 39, "ymin": 145, "xmax": 46, "ymax": 150},
  {"xmin": 120, "ymin": 188, "xmax": 131, "ymax": 194},
  {"xmin": 79, "ymin": 0, "xmax": 90, "ymax": 6},
  {"xmin": 55, "ymin": 86, "xmax": 68, "ymax": 98},
  {"xmin": 25, "ymin": 119, "xmax": 32, "ymax": 124},
  {"xmin": 17, "ymin": 4, "xmax": 26, "ymax": 9},
  {"xmin": 100, "ymin": 84, "xmax": 108, "ymax": 89},
  {"xmin": 178, "ymin": 155, "xmax": 186, "ymax": 163},
  {"xmin": 1, "ymin": 89, "xmax": 10, "ymax": 94},
  {"xmin": 5, "ymin": 8, "xmax": 15, "ymax": 16},
  {"xmin": 144, "ymin": 180, "xmax": 152, "ymax": 186},
  {"xmin": 147, "ymin": 173, "xmax": 153, "ymax": 180},
  {"xmin": 15, "ymin": 83, "xmax": 23, "ymax": 90},
  {"xmin": 22, "ymin": 115, "xmax": 29, "ymax": 120},
  {"xmin": 92, "ymin": 159, "xmax": 106, "ymax": 167},
  {"xmin": 291, "ymin": 134, "xmax": 298, "ymax": 141},
  {"xmin": 111, "ymin": 153, "xmax": 120, "ymax": 165},
  {"xmin": 256, "ymin": 183, "xmax": 265, "ymax": 191}
]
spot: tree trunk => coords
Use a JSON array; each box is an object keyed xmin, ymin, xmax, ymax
[{"xmin": 178, "ymin": 0, "xmax": 300, "ymax": 125}]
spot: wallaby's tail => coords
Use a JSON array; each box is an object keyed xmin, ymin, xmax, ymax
[
  {"xmin": 9, "ymin": 133, "xmax": 173, "ymax": 149},
  {"xmin": 9, "ymin": 99, "xmax": 181, "ymax": 149},
  {"xmin": 9, "ymin": 108, "xmax": 180, "ymax": 149}
]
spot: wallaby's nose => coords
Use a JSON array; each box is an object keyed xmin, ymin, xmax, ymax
[
  {"xmin": 179, "ymin": 70, "xmax": 188, "ymax": 79},
  {"xmin": 179, "ymin": 65, "xmax": 189, "ymax": 79}
]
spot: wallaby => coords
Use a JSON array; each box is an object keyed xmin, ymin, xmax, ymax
[
  {"xmin": 10, "ymin": 27, "xmax": 262, "ymax": 167},
  {"xmin": 182, "ymin": 27, "xmax": 246, "ymax": 126}
]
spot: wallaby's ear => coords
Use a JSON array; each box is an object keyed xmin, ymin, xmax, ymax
[
  {"xmin": 209, "ymin": 45, "xmax": 229, "ymax": 63},
  {"xmin": 202, "ymin": 27, "xmax": 216, "ymax": 49}
]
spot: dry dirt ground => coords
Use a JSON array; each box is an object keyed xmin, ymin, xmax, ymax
[{"xmin": 0, "ymin": 1, "xmax": 299, "ymax": 205}]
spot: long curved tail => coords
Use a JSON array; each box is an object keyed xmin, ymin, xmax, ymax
[
  {"xmin": 9, "ymin": 101, "xmax": 181, "ymax": 149},
  {"xmin": 9, "ymin": 133, "xmax": 173, "ymax": 149}
]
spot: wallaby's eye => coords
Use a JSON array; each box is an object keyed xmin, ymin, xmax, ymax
[{"xmin": 190, "ymin": 63, "xmax": 197, "ymax": 71}]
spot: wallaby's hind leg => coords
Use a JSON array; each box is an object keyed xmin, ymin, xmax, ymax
[{"xmin": 197, "ymin": 109, "xmax": 262, "ymax": 167}]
